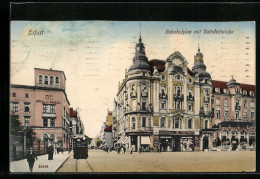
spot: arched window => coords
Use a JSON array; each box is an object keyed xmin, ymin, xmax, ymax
[
  {"xmin": 55, "ymin": 77, "xmax": 59, "ymax": 85},
  {"xmin": 160, "ymin": 117, "xmax": 166, "ymax": 128},
  {"xmin": 132, "ymin": 117, "xmax": 136, "ymax": 130},
  {"xmin": 188, "ymin": 119, "xmax": 192, "ymax": 129},
  {"xmin": 39, "ymin": 75, "xmax": 43, "ymax": 84},
  {"xmin": 44, "ymin": 76, "xmax": 48, "ymax": 85},
  {"xmin": 50, "ymin": 76, "xmax": 54, "ymax": 85},
  {"xmin": 131, "ymin": 84, "xmax": 135, "ymax": 91}
]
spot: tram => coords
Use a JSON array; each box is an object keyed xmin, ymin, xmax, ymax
[{"xmin": 73, "ymin": 135, "xmax": 88, "ymax": 159}]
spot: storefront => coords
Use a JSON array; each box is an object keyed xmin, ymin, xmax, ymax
[
  {"xmin": 158, "ymin": 131, "xmax": 195, "ymax": 152},
  {"xmin": 126, "ymin": 132, "xmax": 152, "ymax": 152}
]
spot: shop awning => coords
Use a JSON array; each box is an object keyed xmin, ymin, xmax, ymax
[
  {"xmin": 122, "ymin": 136, "xmax": 129, "ymax": 144},
  {"xmin": 141, "ymin": 136, "xmax": 151, "ymax": 145}
]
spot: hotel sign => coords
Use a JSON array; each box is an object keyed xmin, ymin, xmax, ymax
[{"xmin": 159, "ymin": 131, "xmax": 195, "ymax": 135}]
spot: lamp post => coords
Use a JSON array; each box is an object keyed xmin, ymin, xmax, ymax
[{"xmin": 199, "ymin": 107, "xmax": 205, "ymax": 151}]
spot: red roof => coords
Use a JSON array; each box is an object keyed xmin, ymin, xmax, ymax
[
  {"xmin": 70, "ymin": 108, "xmax": 77, "ymax": 117},
  {"xmin": 212, "ymin": 80, "xmax": 255, "ymax": 94},
  {"xmin": 104, "ymin": 126, "xmax": 112, "ymax": 132},
  {"xmin": 148, "ymin": 59, "xmax": 165, "ymax": 73}
]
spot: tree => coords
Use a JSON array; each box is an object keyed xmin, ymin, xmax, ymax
[
  {"xmin": 25, "ymin": 127, "xmax": 36, "ymax": 148},
  {"xmin": 10, "ymin": 115, "xmax": 21, "ymax": 135}
]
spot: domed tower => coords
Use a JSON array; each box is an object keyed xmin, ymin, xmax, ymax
[
  {"xmin": 192, "ymin": 47, "xmax": 213, "ymax": 151},
  {"xmin": 128, "ymin": 35, "xmax": 150, "ymax": 75},
  {"xmin": 192, "ymin": 48, "xmax": 211, "ymax": 80}
]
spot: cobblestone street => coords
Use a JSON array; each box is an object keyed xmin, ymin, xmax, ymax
[{"xmin": 57, "ymin": 150, "xmax": 255, "ymax": 172}]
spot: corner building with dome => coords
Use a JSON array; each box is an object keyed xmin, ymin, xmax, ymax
[{"xmin": 112, "ymin": 35, "xmax": 255, "ymax": 152}]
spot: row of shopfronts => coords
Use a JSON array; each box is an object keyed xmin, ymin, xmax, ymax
[{"xmin": 114, "ymin": 128, "xmax": 256, "ymax": 152}]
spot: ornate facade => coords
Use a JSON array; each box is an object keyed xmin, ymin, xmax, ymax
[{"xmin": 112, "ymin": 35, "xmax": 256, "ymax": 152}]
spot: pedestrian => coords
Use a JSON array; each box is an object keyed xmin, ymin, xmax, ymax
[
  {"xmin": 117, "ymin": 147, "xmax": 120, "ymax": 154},
  {"xmin": 130, "ymin": 147, "xmax": 132, "ymax": 154},
  {"xmin": 26, "ymin": 147, "xmax": 38, "ymax": 172},
  {"xmin": 47, "ymin": 146, "xmax": 54, "ymax": 160},
  {"xmin": 139, "ymin": 147, "xmax": 141, "ymax": 154},
  {"xmin": 57, "ymin": 147, "xmax": 60, "ymax": 154},
  {"xmin": 123, "ymin": 147, "xmax": 126, "ymax": 154}
]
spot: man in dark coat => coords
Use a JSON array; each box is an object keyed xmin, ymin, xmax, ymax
[
  {"xmin": 27, "ymin": 148, "xmax": 38, "ymax": 172},
  {"xmin": 47, "ymin": 146, "xmax": 54, "ymax": 160}
]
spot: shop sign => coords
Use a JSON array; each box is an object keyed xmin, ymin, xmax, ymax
[
  {"xmin": 127, "ymin": 132, "xmax": 152, "ymax": 136},
  {"xmin": 159, "ymin": 131, "xmax": 194, "ymax": 135},
  {"xmin": 201, "ymin": 130, "xmax": 214, "ymax": 134}
]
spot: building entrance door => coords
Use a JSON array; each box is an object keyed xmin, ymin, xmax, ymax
[
  {"xmin": 173, "ymin": 136, "xmax": 181, "ymax": 151},
  {"xmin": 203, "ymin": 136, "xmax": 209, "ymax": 151},
  {"xmin": 131, "ymin": 136, "xmax": 137, "ymax": 152}
]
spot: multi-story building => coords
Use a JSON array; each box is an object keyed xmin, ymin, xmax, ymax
[
  {"xmin": 211, "ymin": 78, "xmax": 256, "ymax": 151},
  {"xmin": 112, "ymin": 35, "xmax": 255, "ymax": 152},
  {"xmin": 10, "ymin": 68, "xmax": 72, "ymax": 157}
]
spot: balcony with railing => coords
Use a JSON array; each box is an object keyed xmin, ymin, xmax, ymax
[
  {"xmin": 124, "ymin": 106, "xmax": 153, "ymax": 115},
  {"xmin": 235, "ymin": 105, "xmax": 241, "ymax": 110},
  {"xmin": 204, "ymin": 97, "xmax": 210, "ymax": 103},
  {"xmin": 141, "ymin": 91, "xmax": 148, "ymax": 98},
  {"xmin": 187, "ymin": 96, "xmax": 194, "ymax": 101},
  {"xmin": 130, "ymin": 91, "xmax": 137, "ymax": 98},
  {"xmin": 128, "ymin": 127, "xmax": 152, "ymax": 132},
  {"xmin": 204, "ymin": 111, "xmax": 214, "ymax": 117},
  {"xmin": 159, "ymin": 93, "xmax": 168, "ymax": 99},
  {"xmin": 174, "ymin": 94, "xmax": 184, "ymax": 101}
]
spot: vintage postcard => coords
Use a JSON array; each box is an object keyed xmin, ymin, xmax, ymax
[{"xmin": 10, "ymin": 21, "xmax": 255, "ymax": 173}]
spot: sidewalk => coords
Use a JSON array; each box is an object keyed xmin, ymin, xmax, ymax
[{"xmin": 10, "ymin": 151, "xmax": 72, "ymax": 173}]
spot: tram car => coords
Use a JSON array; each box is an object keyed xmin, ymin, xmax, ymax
[{"xmin": 73, "ymin": 135, "xmax": 88, "ymax": 159}]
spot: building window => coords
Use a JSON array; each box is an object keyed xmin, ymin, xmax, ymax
[
  {"xmin": 142, "ymin": 117, "xmax": 146, "ymax": 128},
  {"xmin": 205, "ymin": 89, "xmax": 209, "ymax": 96},
  {"xmin": 24, "ymin": 116, "xmax": 30, "ymax": 127},
  {"xmin": 175, "ymin": 74, "xmax": 182, "ymax": 80},
  {"xmin": 205, "ymin": 120, "xmax": 208, "ymax": 129},
  {"xmin": 174, "ymin": 86, "xmax": 182, "ymax": 96},
  {"xmin": 188, "ymin": 119, "xmax": 192, "ymax": 129},
  {"xmin": 160, "ymin": 117, "xmax": 166, "ymax": 128},
  {"xmin": 12, "ymin": 102, "xmax": 19, "ymax": 112},
  {"xmin": 244, "ymin": 101, "xmax": 247, "ymax": 108},
  {"xmin": 55, "ymin": 77, "xmax": 60, "ymax": 85},
  {"xmin": 175, "ymin": 101, "xmax": 182, "ymax": 110},
  {"xmin": 251, "ymin": 112, "xmax": 255, "ymax": 121},
  {"xmin": 235, "ymin": 111, "xmax": 240, "ymax": 120},
  {"xmin": 188, "ymin": 103, "xmax": 193, "ymax": 112},
  {"xmin": 224, "ymin": 110, "xmax": 229, "ymax": 121},
  {"xmin": 39, "ymin": 75, "xmax": 43, "ymax": 84},
  {"xmin": 12, "ymin": 93, "xmax": 16, "ymax": 97},
  {"xmin": 132, "ymin": 117, "xmax": 136, "ymax": 130},
  {"xmin": 161, "ymin": 75, "xmax": 165, "ymax": 81},
  {"xmin": 243, "ymin": 112, "xmax": 247, "ymax": 121},
  {"xmin": 25, "ymin": 93, "xmax": 29, "ymax": 98},
  {"xmin": 43, "ymin": 118, "xmax": 48, "ymax": 127},
  {"xmin": 250, "ymin": 102, "xmax": 255, "ymax": 109},
  {"xmin": 50, "ymin": 105, "xmax": 56, "ymax": 114},
  {"xmin": 44, "ymin": 76, "xmax": 48, "ymax": 85},
  {"xmin": 24, "ymin": 103, "xmax": 30, "ymax": 112},
  {"xmin": 224, "ymin": 99, "xmax": 228, "ymax": 107},
  {"xmin": 141, "ymin": 100, "xmax": 146, "ymax": 111},
  {"xmin": 216, "ymin": 99, "xmax": 220, "ymax": 106},
  {"xmin": 50, "ymin": 76, "xmax": 54, "ymax": 85},
  {"xmin": 216, "ymin": 110, "xmax": 220, "ymax": 119},
  {"xmin": 188, "ymin": 79, "xmax": 192, "ymax": 84},
  {"xmin": 50, "ymin": 119, "xmax": 55, "ymax": 127},
  {"xmin": 43, "ymin": 104, "xmax": 48, "ymax": 113},
  {"xmin": 161, "ymin": 100, "xmax": 166, "ymax": 109},
  {"xmin": 173, "ymin": 118, "xmax": 181, "ymax": 129}
]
